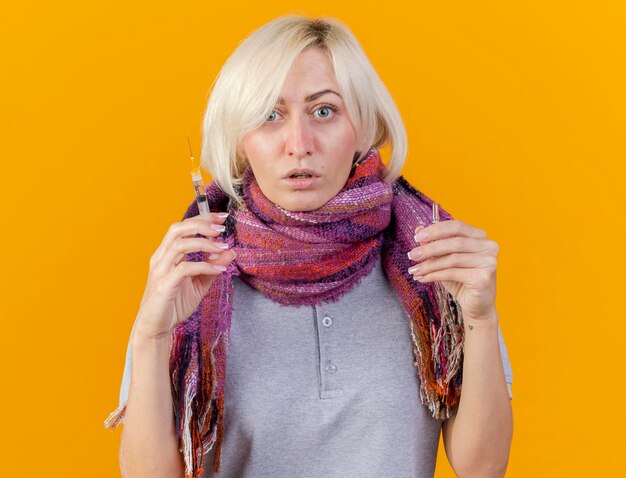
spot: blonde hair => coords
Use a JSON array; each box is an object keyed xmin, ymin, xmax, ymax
[{"xmin": 201, "ymin": 14, "xmax": 408, "ymax": 203}]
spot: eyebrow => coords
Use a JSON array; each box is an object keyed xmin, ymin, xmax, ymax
[{"xmin": 277, "ymin": 89, "xmax": 342, "ymax": 104}]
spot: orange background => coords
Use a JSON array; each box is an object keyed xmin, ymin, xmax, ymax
[{"xmin": 1, "ymin": 1, "xmax": 624, "ymax": 476}]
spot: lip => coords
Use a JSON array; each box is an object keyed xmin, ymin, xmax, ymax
[
  {"xmin": 283, "ymin": 168, "xmax": 320, "ymax": 179},
  {"xmin": 282, "ymin": 176, "xmax": 320, "ymax": 190}
]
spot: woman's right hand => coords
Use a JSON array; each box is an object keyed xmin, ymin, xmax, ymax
[{"xmin": 132, "ymin": 212, "xmax": 236, "ymax": 341}]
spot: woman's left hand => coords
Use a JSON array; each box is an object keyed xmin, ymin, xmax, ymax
[{"xmin": 407, "ymin": 219, "xmax": 499, "ymax": 321}]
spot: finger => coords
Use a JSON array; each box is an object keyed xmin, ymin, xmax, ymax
[
  {"xmin": 408, "ymin": 237, "xmax": 497, "ymax": 261},
  {"xmin": 152, "ymin": 213, "xmax": 229, "ymax": 265},
  {"xmin": 191, "ymin": 248, "xmax": 237, "ymax": 294},
  {"xmin": 157, "ymin": 237, "xmax": 231, "ymax": 273},
  {"xmin": 165, "ymin": 260, "xmax": 227, "ymax": 290},
  {"xmin": 413, "ymin": 267, "xmax": 494, "ymax": 289},
  {"xmin": 414, "ymin": 219, "xmax": 487, "ymax": 245},
  {"xmin": 413, "ymin": 268, "xmax": 477, "ymax": 286},
  {"xmin": 205, "ymin": 247, "xmax": 237, "ymax": 268},
  {"xmin": 184, "ymin": 211, "xmax": 228, "ymax": 228},
  {"xmin": 176, "ymin": 214, "xmax": 229, "ymax": 242},
  {"xmin": 408, "ymin": 252, "xmax": 496, "ymax": 276}
]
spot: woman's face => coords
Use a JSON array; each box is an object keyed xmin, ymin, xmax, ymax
[{"xmin": 242, "ymin": 48, "xmax": 359, "ymax": 211}]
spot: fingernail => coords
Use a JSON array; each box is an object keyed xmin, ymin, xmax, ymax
[
  {"xmin": 408, "ymin": 249, "xmax": 422, "ymax": 260},
  {"xmin": 212, "ymin": 264, "xmax": 227, "ymax": 272},
  {"xmin": 211, "ymin": 224, "xmax": 226, "ymax": 232},
  {"xmin": 209, "ymin": 253, "xmax": 220, "ymax": 260},
  {"xmin": 408, "ymin": 265, "xmax": 420, "ymax": 274},
  {"xmin": 215, "ymin": 242, "xmax": 229, "ymax": 250},
  {"xmin": 415, "ymin": 231, "xmax": 429, "ymax": 242},
  {"xmin": 217, "ymin": 212, "xmax": 229, "ymax": 218}
]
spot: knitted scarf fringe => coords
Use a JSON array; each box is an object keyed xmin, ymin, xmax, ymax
[{"xmin": 408, "ymin": 281, "xmax": 464, "ymax": 419}]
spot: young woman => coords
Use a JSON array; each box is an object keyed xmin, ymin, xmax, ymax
[{"xmin": 106, "ymin": 15, "xmax": 513, "ymax": 478}]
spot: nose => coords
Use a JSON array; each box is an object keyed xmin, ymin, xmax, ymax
[{"xmin": 285, "ymin": 115, "xmax": 313, "ymax": 158}]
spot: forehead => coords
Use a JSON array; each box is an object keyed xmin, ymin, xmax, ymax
[{"xmin": 277, "ymin": 48, "xmax": 340, "ymax": 103}]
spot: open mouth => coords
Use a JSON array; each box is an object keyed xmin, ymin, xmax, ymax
[{"xmin": 283, "ymin": 173, "xmax": 319, "ymax": 189}]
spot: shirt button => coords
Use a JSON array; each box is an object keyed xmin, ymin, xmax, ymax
[
  {"xmin": 322, "ymin": 315, "xmax": 333, "ymax": 327},
  {"xmin": 325, "ymin": 361, "xmax": 337, "ymax": 374}
]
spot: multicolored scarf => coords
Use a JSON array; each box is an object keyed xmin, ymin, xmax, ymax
[{"xmin": 105, "ymin": 148, "xmax": 465, "ymax": 477}]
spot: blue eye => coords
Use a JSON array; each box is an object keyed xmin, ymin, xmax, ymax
[
  {"xmin": 315, "ymin": 106, "xmax": 335, "ymax": 118},
  {"xmin": 266, "ymin": 110, "xmax": 280, "ymax": 121}
]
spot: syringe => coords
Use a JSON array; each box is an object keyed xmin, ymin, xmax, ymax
[
  {"xmin": 187, "ymin": 136, "xmax": 211, "ymax": 218},
  {"xmin": 432, "ymin": 202, "xmax": 440, "ymax": 224}
]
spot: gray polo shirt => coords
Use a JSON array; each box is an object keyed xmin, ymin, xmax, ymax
[{"xmin": 118, "ymin": 256, "xmax": 513, "ymax": 477}]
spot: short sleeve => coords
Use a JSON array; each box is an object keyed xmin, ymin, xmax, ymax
[
  {"xmin": 497, "ymin": 323, "xmax": 514, "ymax": 399},
  {"xmin": 117, "ymin": 321, "xmax": 136, "ymax": 422},
  {"xmin": 119, "ymin": 338, "xmax": 133, "ymax": 406}
]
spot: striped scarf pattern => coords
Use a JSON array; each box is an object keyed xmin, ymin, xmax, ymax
[{"xmin": 104, "ymin": 148, "xmax": 465, "ymax": 477}]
